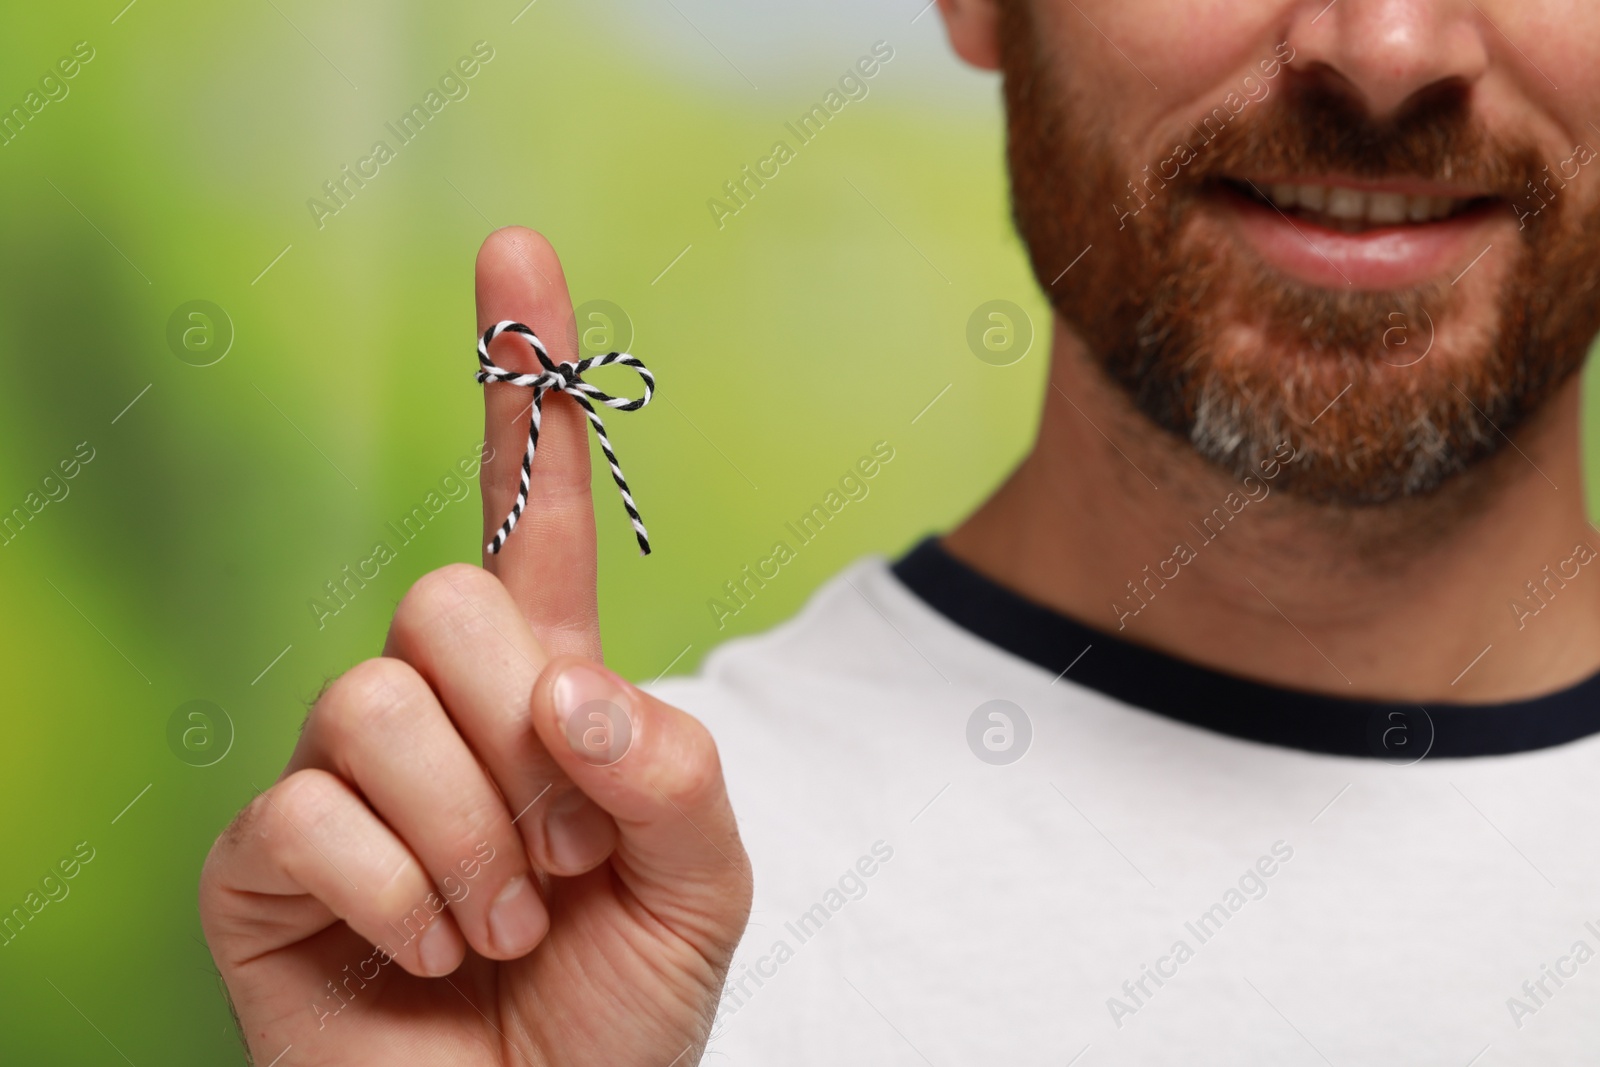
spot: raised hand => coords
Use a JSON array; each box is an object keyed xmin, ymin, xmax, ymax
[{"xmin": 199, "ymin": 227, "xmax": 751, "ymax": 1067}]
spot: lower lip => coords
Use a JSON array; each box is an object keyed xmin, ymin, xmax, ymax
[{"xmin": 1214, "ymin": 185, "xmax": 1508, "ymax": 291}]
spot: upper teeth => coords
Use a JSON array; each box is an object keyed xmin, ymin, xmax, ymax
[{"xmin": 1266, "ymin": 183, "xmax": 1465, "ymax": 224}]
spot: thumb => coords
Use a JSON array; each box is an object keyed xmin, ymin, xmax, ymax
[
  {"xmin": 475, "ymin": 227, "xmax": 601, "ymax": 661},
  {"xmin": 530, "ymin": 655, "xmax": 752, "ymax": 952}
]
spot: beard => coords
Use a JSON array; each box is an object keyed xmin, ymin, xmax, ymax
[{"xmin": 997, "ymin": 3, "xmax": 1600, "ymax": 504}]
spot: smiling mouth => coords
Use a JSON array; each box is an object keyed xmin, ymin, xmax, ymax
[{"xmin": 1221, "ymin": 178, "xmax": 1502, "ymax": 234}]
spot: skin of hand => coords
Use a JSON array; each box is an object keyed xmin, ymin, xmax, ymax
[{"xmin": 198, "ymin": 227, "xmax": 752, "ymax": 1067}]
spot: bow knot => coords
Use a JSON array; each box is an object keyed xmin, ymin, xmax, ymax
[{"xmin": 475, "ymin": 319, "xmax": 655, "ymax": 556}]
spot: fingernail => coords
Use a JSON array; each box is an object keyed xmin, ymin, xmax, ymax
[
  {"xmin": 553, "ymin": 663, "xmax": 635, "ymax": 766},
  {"xmin": 487, "ymin": 875, "xmax": 547, "ymax": 956},
  {"xmin": 418, "ymin": 917, "xmax": 460, "ymax": 977},
  {"xmin": 544, "ymin": 791, "xmax": 614, "ymax": 873}
]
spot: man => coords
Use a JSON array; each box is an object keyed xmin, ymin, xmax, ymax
[{"xmin": 199, "ymin": 0, "xmax": 1600, "ymax": 1062}]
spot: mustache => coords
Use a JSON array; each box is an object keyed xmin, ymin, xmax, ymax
[{"xmin": 1162, "ymin": 76, "xmax": 1546, "ymax": 205}]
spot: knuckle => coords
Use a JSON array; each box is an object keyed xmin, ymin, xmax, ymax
[
  {"xmin": 447, "ymin": 807, "xmax": 510, "ymax": 866},
  {"xmin": 393, "ymin": 564, "xmax": 505, "ymax": 646},
  {"xmin": 268, "ymin": 768, "xmax": 349, "ymax": 839},
  {"xmin": 651, "ymin": 716, "xmax": 725, "ymax": 808},
  {"xmin": 370, "ymin": 865, "xmax": 429, "ymax": 920},
  {"xmin": 207, "ymin": 770, "xmax": 352, "ymax": 886},
  {"xmin": 198, "ymin": 821, "xmax": 243, "ymax": 915},
  {"xmin": 423, "ymin": 810, "xmax": 508, "ymax": 889},
  {"xmin": 399, "ymin": 562, "xmax": 497, "ymax": 621},
  {"xmin": 317, "ymin": 657, "xmax": 428, "ymax": 740}
]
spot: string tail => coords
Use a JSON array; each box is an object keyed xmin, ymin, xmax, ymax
[
  {"xmin": 487, "ymin": 398, "xmax": 543, "ymax": 555},
  {"xmin": 574, "ymin": 396, "xmax": 651, "ymax": 556}
]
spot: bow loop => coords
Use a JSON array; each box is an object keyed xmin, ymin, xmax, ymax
[{"xmin": 476, "ymin": 319, "xmax": 655, "ymax": 556}]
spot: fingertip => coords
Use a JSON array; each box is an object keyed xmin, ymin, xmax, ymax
[
  {"xmin": 475, "ymin": 225, "xmax": 555, "ymax": 273},
  {"xmin": 485, "ymin": 874, "xmax": 551, "ymax": 958},
  {"xmin": 533, "ymin": 656, "xmax": 633, "ymax": 767},
  {"xmin": 474, "ymin": 226, "xmax": 570, "ymax": 329},
  {"xmin": 540, "ymin": 790, "xmax": 619, "ymax": 876},
  {"xmin": 413, "ymin": 913, "xmax": 468, "ymax": 978},
  {"xmin": 532, "ymin": 658, "xmax": 748, "ymax": 931},
  {"xmin": 533, "ymin": 656, "xmax": 730, "ymax": 825}
]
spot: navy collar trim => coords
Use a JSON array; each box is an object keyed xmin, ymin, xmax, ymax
[{"xmin": 890, "ymin": 536, "xmax": 1600, "ymax": 759}]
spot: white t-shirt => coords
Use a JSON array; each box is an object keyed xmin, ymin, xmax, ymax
[{"xmin": 650, "ymin": 538, "xmax": 1600, "ymax": 1066}]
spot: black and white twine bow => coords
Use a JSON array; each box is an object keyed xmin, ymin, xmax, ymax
[{"xmin": 476, "ymin": 320, "xmax": 654, "ymax": 556}]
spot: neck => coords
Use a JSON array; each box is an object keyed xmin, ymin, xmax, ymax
[{"xmin": 946, "ymin": 319, "xmax": 1600, "ymax": 703}]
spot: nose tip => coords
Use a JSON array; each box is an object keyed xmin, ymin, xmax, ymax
[{"xmin": 1286, "ymin": 0, "xmax": 1490, "ymax": 120}]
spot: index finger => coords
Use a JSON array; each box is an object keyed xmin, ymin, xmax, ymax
[{"xmin": 474, "ymin": 227, "xmax": 601, "ymax": 662}]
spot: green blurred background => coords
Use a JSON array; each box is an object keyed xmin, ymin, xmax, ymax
[
  {"xmin": 0, "ymin": 0, "xmax": 1047, "ymax": 1060},
  {"xmin": 3, "ymin": 0, "xmax": 1598, "ymax": 1062}
]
